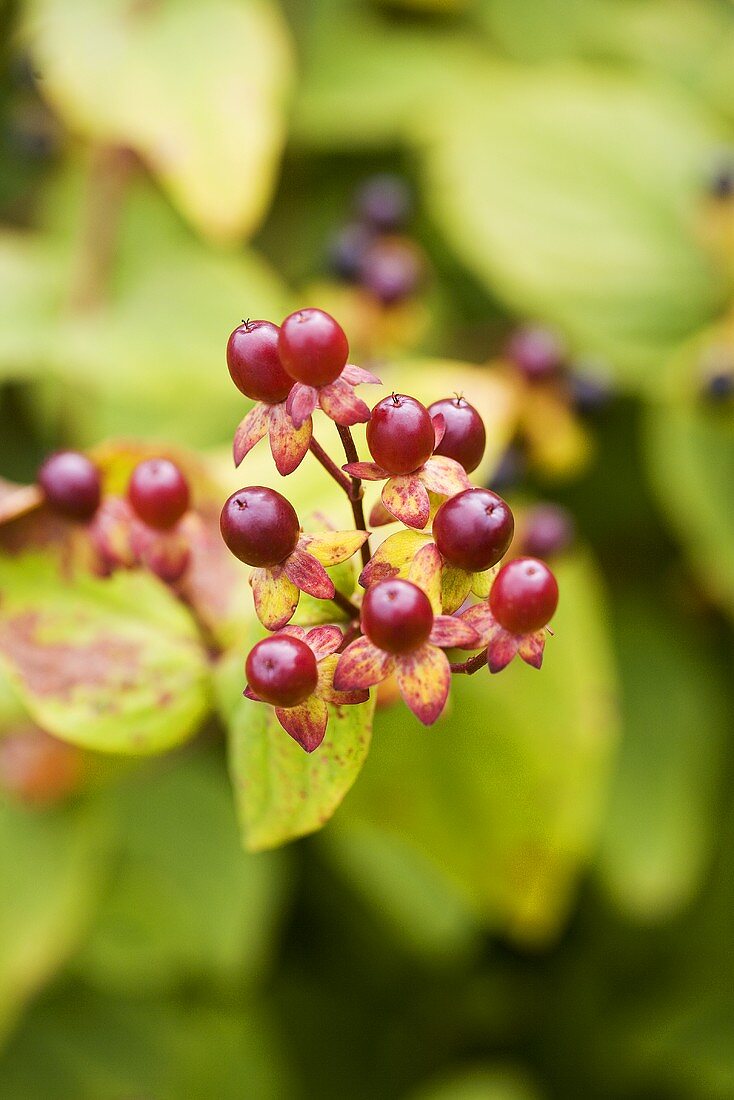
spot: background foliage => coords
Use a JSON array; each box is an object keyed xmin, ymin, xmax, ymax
[{"xmin": 0, "ymin": 0, "xmax": 733, "ymax": 1096}]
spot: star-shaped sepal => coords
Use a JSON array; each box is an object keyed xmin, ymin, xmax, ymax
[
  {"xmin": 459, "ymin": 601, "xmax": 547, "ymax": 673},
  {"xmin": 286, "ymin": 364, "xmax": 381, "ymax": 430},
  {"xmin": 233, "ymin": 398, "xmax": 313, "ymax": 476}
]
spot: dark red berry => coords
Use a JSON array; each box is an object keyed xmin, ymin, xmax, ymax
[
  {"xmin": 278, "ymin": 308, "xmax": 349, "ymax": 387},
  {"xmin": 38, "ymin": 451, "xmax": 101, "ymax": 521},
  {"xmin": 226, "ymin": 319, "xmax": 293, "ymax": 404},
  {"xmin": 428, "ymin": 397, "xmax": 486, "ymax": 473},
  {"xmin": 360, "ymin": 237, "xmax": 424, "ymax": 305},
  {"xmin": 490, "ymin": 557, "xmax": 558, "ymax": 635},
  {"xmin": 520, "ymin": 504, "xmax": 574, "ymax": 559},
  {"xmin": 355, "ymin": 174, "xmax": 411, "ymax": 232},
  {"xmin": 128, "ymin": 458, "xmax": 190, "ymax": 530},
  {"xmin": 361, "ymin": 578, "xmax": 433, "ymax": 655},
  {"xmin": 433, "ymin": 488, "xmax": 514, "ymax": 573},
  {"xmin": 246, "ymin": 635, "xmax": 318, "ymax": 708},
  {"xmin": 506, "ymin": 325, "xmax": 566, "ymax": 381},
  {"xmin": 328, "ymin": 222, "xmax": 375, "ymax": 282},
  {"xmin": 220, "ymin": 486, "xmax": 299, "ymax": 568},
  {"xmin": 366, "ymin": 394, "xmax": 435, "ymax": 475}
]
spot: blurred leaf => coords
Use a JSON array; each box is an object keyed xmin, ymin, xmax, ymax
[
  {"xmin": 218, "ymin": 650, "xmax": 375, "ymax": 851},
  {"xmin": 645, "ymin": 399, "xmax": 734, "ymax": 620},
  {"xmin": 0, "ymin": 985, "xmax": 291, "ymax": 1099},
  {"xmin": 336, "ymin": 552, "xmax": 618, "ymax": 945},
  {"xmin": 74, "ymin": 751, "xmax": 285, "ymax": 992},
  {"xmin": 597, "ymin": 590, "xmax": 727, "ymax": 919},
  {"xmin": 0, "ymin": 800, "xmax": 105, "ymax": 1045},
  {"xmin": 0, "ymin": 552, "xmax": 211, "ymax": 754},
  {"xmin": 409, "ymin": 1064, "xmax": 541, "ymax": 1100},
  {"xmin": 25, "ymin": 0, "xmax": 293, "ymax": 241},
  {"xmin": 423, "ymin": 67, "xmax": 724, "ymax": 388}
]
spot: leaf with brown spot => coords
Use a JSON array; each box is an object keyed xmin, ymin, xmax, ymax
[{"xmin": 0, "ymin": 553, "xmax": 210, "ymax": 755}]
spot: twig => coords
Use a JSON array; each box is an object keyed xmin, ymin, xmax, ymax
[
  {"xmin": 449, "ymin": 649, "xmax": 488, "ymax": 675},
  {"xmin": 330, "ymin": 588, "xmax": 361, "ymax": 621},
  {"xmin": 336, "ymin": 424, "xmax": 371, "ymax": 569},
  {"xmin": 309, "ymin": 437, "xmax": 354, "ymax": 496}
]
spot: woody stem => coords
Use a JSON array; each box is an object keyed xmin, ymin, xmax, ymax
[
  {"xmin": 336, "ymin": 424, "xmax": 371, "ymax": 569},
  {"xmin": 449, "ymin": 649, "xmax": 488, "ymax": 675}
]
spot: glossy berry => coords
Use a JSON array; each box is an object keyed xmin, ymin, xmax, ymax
[
  {"xmin": 128, "ymin": 458, "xmax": 190, "ymax": 530},
  {"xmin": 361, "ymin": 578, "xmax": 433, "ymax": 655},
  {"xmin": 355, "ymin": 174, "xmax": 411, "ymax": 232},
  {"xmin": 433, "ymin": 488, "xmax": 514, "ymax": 573},
  {"xmin": 220, "ymin": 486, "xmax": 299, "ymax": 568},
  {"xmin": 506, "ymin": 325, "xmax": 565, "ymax": 381},
  {"xmin": 328, "ymin": 222, "xmax": 375, "ymax": 282},
  {"xmin": 428, "ymin": 396, "xmax": 486, "ymax": 473},
  {"xmin": 278, "ymin": 308, "xmax": 349, "ymax": 387},
  {"xmin": 360, "ymin": 237, "xmax": 423, "ymax": 305},
  {"xmin": 246, "ymin": 635, "xmax": 318, "ymax": 708},
  {"xmin": 38, "ymin": 451, "xmax": 101, "ymax": 521},
  {"xmin": 521, "ymin": 504, "xmax": 575, "ymax": 559},
  {"xmin": 490, "ymin": 557, "xmax": 559, "ymax": 635},
  {"xmin": 366, "ymin": 394, "xmax": 435, "ymax": 475},
  {"xmin": 226, "ymin": 319, "xmax": 293, "ymax": 404}
]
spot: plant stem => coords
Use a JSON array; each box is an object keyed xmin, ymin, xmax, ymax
[
  {"xmin": 330, "ymin": 588, "xmax": 361, "ymax": 621},
  {"xmin": 336, "ymin": 424, "xmax": 371, "ymax": 569},
  {"xmin": 449, "ymin": 649, "xmax": 488, "ymax": 675},
  {"xmin": 309, "ymin": 437, "xmax": 353, "ymax": 495}
]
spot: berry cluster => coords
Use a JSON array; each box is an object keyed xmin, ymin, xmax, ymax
[{"xmin": 223, "ymin": 308, "xmax": 559, "ymax": 752}]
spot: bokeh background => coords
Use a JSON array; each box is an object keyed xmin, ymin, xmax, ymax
[{"xmin": 1, "ymin": 0, "xmax": 734, "ymax": 1097}]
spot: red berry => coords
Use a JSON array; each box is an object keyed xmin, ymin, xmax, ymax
[
  {"xmin": 521, "ymin": 504, "xmax": 574, "ymax": 559},
  {"xmin": 361, "ymin": 578, "xmax": 433, "ymax": 655},
  {"xmin": 506, "ymin": 325, "xmax": 565, "ymax": 381},
  {"xmin": 360, "ymin": 237, "xmax": 424, "ymax": 305},
  {"xmin": 428, "ymin": 397, "xmax": 486, "ymax": 473},
  {"xmin": 433, "ymin": 488, "xmax": 514, "ymax": 573},
  {"xmin": 355, "ymin": 174, "xmax": 411, "ymax": 232},
  {"xmin": 38, "ymin": 451, "xmax": 101, "ymax": 521},
  {"xmin": 278, "ymin": 308, "xmax": 349, "ymax": 387},
  {"xmin": 128, "ymin": 458, "xmax": 190, "ymax": 530},
  {"xmin": 226, "ymin": 320, "xmax": 293, "ymax": 404},
  {"xmin": 246, "ymin": 634, "xmax": 318, "ymax": 708},
  {"xmin": 366, "ymin": 394, "xmax": 435, "ymax": 475},
  {"xmin": 490, "ymin": 557, "xmax": 559, "ymax": 635},
  {"xmin": 220, "ymin": 486, "xmax": 299, "ymax": 567}
]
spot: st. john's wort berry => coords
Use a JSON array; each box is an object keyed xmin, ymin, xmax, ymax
[
  {"xmin": 128, "ymin": 458, "xmax": 190, "ymax": 530},
  {"xmin": 226, "ymin": 319, "xmax": 293, "ymax": 404},
  {"xmin": 360, "ymin": 236, "xmax": 424, "ymax": 305},
  {"xmin": 490, "ymin": 557, "xmax": 559, "ymax": 635},
  {"xmin": 433, "ymin": 488, "xmax": 514, "ymax": 573},
  {"xmin": 361, "ymin": 578, "xmax": 433, "ymax": 655},
  {"xmin": 506, "ymin": 325, "xmax": 566, "ymax": 381},
  {"xmin": 521, "ymin": 503, "xmax": 575, "ymax": 559},
  {"xmin": 355, "ymin": 173, "xmax": 411, "ymax": 232},
  {"xmin": 278, "ymin": 308, "xmax": 349, "ymax": 387},
  {"xmin": 220, "ymin": 485, "xmax": 299, "ymax": 568},
  {"xmin": 428, "ymin": 396, "xmax": 486, "ymax": 473},
  {"xmin": 38, "ymin": 451, "xmax": 101, "ymax": 521},
  {"xmin": 366, "ymin": 393, "xmax": 435, "ymax": 475},
  {"xmin": 246, "ymin": 634, "xmax": 318, "ymax": 708}
]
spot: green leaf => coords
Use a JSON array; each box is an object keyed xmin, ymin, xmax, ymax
[
  {"xmin": 218, "ymin": 650, "xmax": 375, "ymax": 851},
  {"xmin": 423, "ymin": 67, "xmax": 724, "ymax": 388},
  {"xmin": 0, "ymin": 800, "xmax": 106, "ymax": 1046},
  {"xmin": 335, "ymin": 551, "xmax": 619, "ymax": 945},
  {"xmin": 408, "ymin": 1065, "xmax": 541, "ymax": 1100},
  {"xmin": 73, "ymin": 751, "xmax": 285, "ymax": 992},
  {"xmin": 596, "ymin": 590, "xmax": 728, "ymax": 920},
  {"xmin": 0, "ymin": 553, "xmax": 211, "ymax": 755},
  {"xmin": 25, "ymin": 0, "xmax": 293, "ymax": 241},
  {"xmin": 0, "ymin": 234, "xmax": 64, "ymax": 382}
]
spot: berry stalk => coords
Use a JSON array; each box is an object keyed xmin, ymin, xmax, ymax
[
  {"xmin": 336, "ymin": 424, "xmax": 371, "ymax": 568},
  {"xmin": 449, "ymin": 649, "xmax": 488, "ymax": 675},
  {"xmin": 308, "ymin": 437, "xmax": 354, "ymax": 496}
]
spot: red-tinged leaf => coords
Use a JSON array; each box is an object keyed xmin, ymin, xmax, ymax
[
  {"xmin": 286, "ymin": 383, "xmax": 319, "ymax": 430},
  {"xmin": 429, "ymin": 614, "xmax": 480, "ymax": 649},
  {"xmin": 318, "ymin": 378, "xmax": 371, "ymax": 426},
  {"xmin": 518, "ymin": 629, "xmax": 546, "ymax": 669},
  {"xmin": 420, "ymin": 455, "xmax": 471, "ymax": 496},
  {"xmin": 233, "ymin": 402, "xmax": 270, "ymax": 467},
  {"xmin": 243, "ymin": 685, "xmax": 261, "ymax": 701},
  {"xmin": 0, "ymin": 483, "xmax": 43, "ymax": 527},
  {"xmin": 432, "ymin": 413, "xmax": 446, "ymax": 449},
  {"xmin": 88, "ymin": 496, "xmax": 137, "ymax": 573},
  {"xmin": 250, "ymin": 567, "xmax": 300, "ymax": 630},
  {"xmin": 268, "ymin": 401, "xmax": 312, "ymax": 476},
  {"xmin": 486, "ymin": 626, "xmax": 520, "ymax": 673},
  {"xmin": 358, "ymin": 529, "xmax": 429, "ymax": 588},
  {"xmin": 277, "ymin": 624, "xmax": 308, "ymax": 641},
  {"xmin": 305, "ymin": 625, "xmax": 344, "ymax": 661},
  {"xmin": 368, "ymin": 499, "xmax": 396, "ymax": 527},
  {"xmin": 275, "ymin": 696, "xmax": 329, "ymax": 753},
  {"xmin": 284, "ymin": 547, "xmax": 335, "ymax": 600},
  {"xmin": 382, "ymin": 474, "xmax": 431, "ymax": 529},
  {"xmin": 300, "ymin": 529, "xmax": 368, "ymax": 567},
  {"xmin": 343, "ymin": 461, "xmax": 387, "ymax": 482},
  {"xmin": 395, "ymin": 644, "xmax": 450, "ymax": 725},
  {"xmin": 441, "ymin": 563, "xmax": 473, "ymax": 614},
  {"xmin": 459, "ymin": 601, "xmax": 494, "ymax": 644},
  {"xmin": 334, "ymin": 636, "xmax": 394, "ymax": 691},
  {"xmin": 316, "ymin": 654, "xmax": 370, "ymax": 706},
  {"xmin": 341, "ymin": 363, "xmax": 381, "ymax": 386},
  {"xmin": 408, "ymin": 542, "xmax": 443, "ymax": 613}
]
